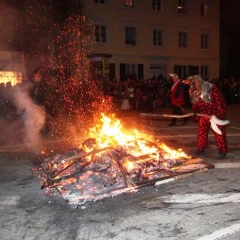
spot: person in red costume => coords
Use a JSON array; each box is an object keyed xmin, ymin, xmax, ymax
[
  {"xmin": 188, "ymin": 75, "xmax": 228, "ymax": 158},
  {"xmin": 168, "ymin": 73, "xmax": 188, "ymax": 126}
]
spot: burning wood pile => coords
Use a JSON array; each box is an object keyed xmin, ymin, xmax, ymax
[{"xmin": 39, "ymin": 113, "xmax": 214, "ymax": 206}]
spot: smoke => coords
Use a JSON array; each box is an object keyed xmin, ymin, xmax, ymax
[{"xmin": 12, "ymin": 83, "xmax": 46, "ymax": 152}]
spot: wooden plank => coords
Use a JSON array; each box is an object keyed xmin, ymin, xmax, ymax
[{"xmin": 155, "ymin": 168, "xmax": 209, "ymax": 186}]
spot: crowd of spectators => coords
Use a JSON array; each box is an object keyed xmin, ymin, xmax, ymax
[
  {"xmin": 103, "ymin": 75, "xmax": 172, "ymax": 112},
  {"xmin": 103, "ymin": 75, "xmax": 240, "ymax": 112},
  {"xmin": 0, "ymin": 75, "xmax": 240, "ymax": 120},
  {"xmin": 211, "ymin": 77, "xmax": 240, "ymax": 105}
]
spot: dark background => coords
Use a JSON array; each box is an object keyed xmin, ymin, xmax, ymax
[{"xmin": 220, "ymin": 0, "xmax": 240, "ymax": 77}]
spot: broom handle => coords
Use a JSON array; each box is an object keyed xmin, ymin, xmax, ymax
[
  {"xmin": 161, "ymin": 113, "xmax": 211, "ymax": 118},
  {"xmin": 140, "ymin": 112, "xmax": 211, "ymax": 119}
]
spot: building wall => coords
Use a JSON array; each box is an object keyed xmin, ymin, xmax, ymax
[{"xmin": 84, "ymin": 0, "xmax": 220, "ymax": 80}]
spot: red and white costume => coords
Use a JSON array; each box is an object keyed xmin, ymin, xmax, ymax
[{"xmin": 189, "ymin": 75, "xmax": 228, "ymax": 155}]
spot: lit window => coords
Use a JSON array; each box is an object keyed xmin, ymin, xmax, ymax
[
  {"xmin": 153, "ymin": 29, "xmax": 162, "ymax": 46},
  {"xmin": 201, "ymin": 3, "xmax": 209, "ymax": 17},
  {"xmin": 152, "ymin": 0, "xmax": 162, "ymax": 11},
  {"xmin": 125, "ymin": 27, "xmax": 136, "ymax": 45},
  {"xmin": 95, "ymin": 25, "xmax": 106, "ymax": 43},
  {"xmin": 201, "ymin": 34, "xmax": 209, "ymax": 49},
  {"xmin": 178, "ymin": 0, "xmax": 186, "ymax": 14},
  {"xmin": 125, "ymin": 0, "xmax": 134, "ymax": 7},
  {"xmin": 178, "ymin": 31, "xmax": 188, "ymax": 48},
  {"xmin": 94, "ymin": 0, "xmax": 105, "ymax": 3},
  {"xmin": 201, "ymin": 66, "xmax": 209, "ymax": 78}
]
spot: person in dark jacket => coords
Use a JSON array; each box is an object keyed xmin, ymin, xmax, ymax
[
  {"xmin": 168, "ymin": 73, "xmax": 188, "ymax": 126},
  {"xmin": 30, "ymin": 70, "xmax": 51, "ymax": 134}
]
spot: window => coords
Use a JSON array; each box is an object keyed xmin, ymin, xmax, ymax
[
  {"xmin": 125, "ymin": 0, "xmax": 134, "ymax": 7},
  {"xmin": 126, "ymin": 64, "xmax": 136, "ymax": 77},
  {"xmin": 95, "ymin": 25, "xmax": 106, "ymax": 43},
  {"xmin": 94, "ymin": 0, "xmax": 105, "ymax": 3},
  {"xmin": 153, "ymin": 29, "xmax": 162, "ymax": 46},
  {"xmin": 152, "ymin": 0, "xmax": 162, "ymax": 11},
  {"xmin": 201, "ymin": 66, "xmax": 209, "ymax": 78},
  {"xmin": 201, "ymin": 3, "xmax": 209, "ymax": 17},
  {"xmin": 201, "ymin": 34, "xmax": 209, "ymax": 49},
  {"xmin": 120, "ymin": 63, "xmax": 137, "ymax": 80},
  {"xmin": 174, "ymin": 65, "xmax": 187, "ymax": 79},
  {"xmin": 125, "ymin": 27, "xmax": 136, "ymax": 45},
  {"xmin": 178, "ymin": 0, "xmax": 187, "ymax": 14},
  {"xmin": 178, "ymin": 31, "xmax": 188, "ymax": 48}
]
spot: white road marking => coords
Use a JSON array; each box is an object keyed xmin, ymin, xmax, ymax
[
  {"xmin": 214, "ymin": 162, "xmax": 240, "ymax": 168},
  {"xmin": 195, "ymin": 222, "xmax": 240, "ymax": 240},
  {"xmin": 162, "ymin": 193, "xmax": 240, "ymax": 203},
  {"xmin": 155, "ymin": 178, "xmax": 175, "ymax": 185},
  {"xmin": 162, "ymin": 193, "xmax": 240, "ymax": 239},
  {"xmin": 0, "ymin": 196, "xmax": 20, "ymax": 205}
]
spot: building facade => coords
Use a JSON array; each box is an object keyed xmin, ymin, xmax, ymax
[{"xmin": 83, "ymin": 0, "xmax": 220, "ymax": 81}]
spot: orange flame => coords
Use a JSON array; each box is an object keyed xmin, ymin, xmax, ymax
[
  {"xmin": 88, "ymin": 113, "xmax": 139, "ymax": 148},
  {"xmin": 87, "ymin": 113, "xmax": 191, "ymax": 167},
  {"xmin": 157, "ymin": 143, "xmax": 190, "ymax": 160}
]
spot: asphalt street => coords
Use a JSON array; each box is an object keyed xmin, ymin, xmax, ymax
[{"xmin": 1, "ymin": 104, "xmax": 240, "ymax": 240}]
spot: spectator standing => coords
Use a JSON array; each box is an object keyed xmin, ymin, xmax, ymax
[
  {"xmin": 30, "ymin": 71, "xmax": 46, "ymax": 106},
  {"xmin": 30, "ymin": 70, "xmax": 50, "ymax": 133},
  {"xmin": 168, "ymin": 73, "xmax": 188, "ymax": 126},
  {"xmin": 134, "ymin": 87, "xmax": 142, "ymax": 110},
  {"xmin": 128, "ymin": 83, "xmax": 135, "ymax": 109},
  {"xmin": 121, "ymin": 83, "xmax": 130, "ymax": 110},
  {"xmin": 0, "ymin": 83, "xmax": 5, "ymax": 117},
  {"xmin": 3, "ymin": 81, "xmax": 16, "ymax": 120}
]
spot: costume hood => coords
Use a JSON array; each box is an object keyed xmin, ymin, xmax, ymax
[{"xmin": 188, "ymin": 75, "xmax": 212, "ymax": 103}]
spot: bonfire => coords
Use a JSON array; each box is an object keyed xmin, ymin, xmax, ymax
[{"xmin": 39, "ymin": 113, "xmax": 213, "ymax": 206}]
